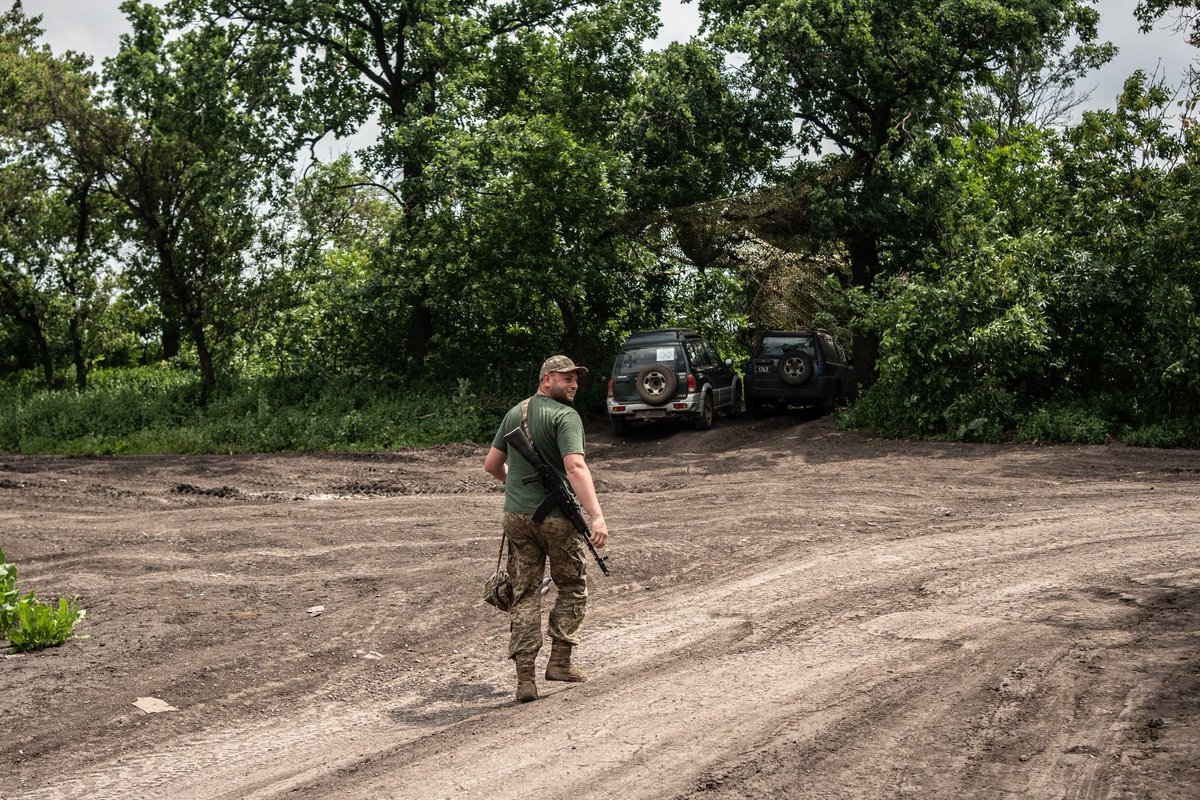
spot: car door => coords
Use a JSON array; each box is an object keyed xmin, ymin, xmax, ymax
[{"xmin": 699, "ymin": 339, "xmax": 736, "ymax": 408}]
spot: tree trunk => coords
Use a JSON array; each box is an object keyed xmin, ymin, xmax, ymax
[
  {"xmin": 190, "ymin": 320, "xmax": 216, "ymax": 400},
  {"xmin": 554, "ymin": 295, "xmax": 585, "ymax": 363},
  {"xmin": 162, "ymin": 322, "xmax": 181, "ymax": 359},
  {"xmin": 70, "ymin": 315, "xmax": 87, "ymax": 390},
  {"xmin": 405, "ymin": 289, "xmax": 433, "ymax": 371},
  {"xmin": 69, "ymin": 180, "xmax": 93, "ymax": 391},
  {"xmin": 846, "ymin": 227, "xmax": 882, "ymax": 395}
]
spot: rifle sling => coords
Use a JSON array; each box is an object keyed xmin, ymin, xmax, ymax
[{"xmin": 518, "ymin": 395, "xmax": 572, "ymax": 525}]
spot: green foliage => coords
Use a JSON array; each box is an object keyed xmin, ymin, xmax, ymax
[
  {"xmin": 1123, "ymin": 419, "xmax": 1200, "ymax": 449},
  {"xmin": 7, "ymin": 595, "xmax": 85, "ymax": 653},
  {"xmin": 1015, "ymin": 402, "xmax": 1112, "ymax": 444},
  {"xmin": 103, "ymin": 0, "xmax": 298, "ymax": 394},
  {"xmin": 0, "ymin": 548, "xmax": 85, "ymax": 653},
  {"xmin": 0, "ymin": 548, "xmax": 18, "ymax": 635},
  {"xmin": 838, "ymin": 228, "xmax": 1054, "ymax": 440},
  {"xmin": 1, "ymin": 367, "xmax": 505, "ymax": 454},
  {"xmin": 2, "ymin": 0, "xmax": 1197, "ymax": 452}
]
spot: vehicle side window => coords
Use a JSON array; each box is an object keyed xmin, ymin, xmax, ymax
[
  {"xmin": 818, "ymin": 335, "xmax": 834, "ymax": 362},
  {"xmin": 703, "ymin": 342, "xmax": 722, "ymax": 368},
  {"xmin": 684, "ymin": 340, "xmax": 708, "ymax": 369}
]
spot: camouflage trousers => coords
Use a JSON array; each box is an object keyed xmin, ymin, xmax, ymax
[{"xmin": 503, "ymin": 511, "xmax": 588, "ymax": 662}]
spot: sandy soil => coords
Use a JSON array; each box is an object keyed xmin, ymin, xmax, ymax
[{"xmin": 2, "ymin": 412, "xmax": 1198, "ymax": 800}]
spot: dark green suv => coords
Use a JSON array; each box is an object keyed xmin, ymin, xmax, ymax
[
  {"xmin": 606, "ymin": 328, "xmax": 742, "ymax": 434},
  {"xmin": 744, "ymin": 329, "xmax": 851, "ymax": 414}
]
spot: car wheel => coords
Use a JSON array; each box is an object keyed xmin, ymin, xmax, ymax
[
  {"xmin": 610, "ymin": 416, "xmax": 631, "ymax": 435},
  {"xmin": 635, "ymin": 363, "xmax": 677, "ymax": 405},
  {"xmin": 778, "ymin": 352, "xmax": 813, "ymax": 386},
  {"xmin": 692, "ymin": 392, "xmax": 715, "ymax": 430}
]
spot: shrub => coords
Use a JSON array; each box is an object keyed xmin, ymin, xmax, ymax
[
  {"xmin": 1124, "ymin": 419, "xmax": 1200, "ymax": 449},
  {"xmin": 0, "ymin": 548, "xmax": 86, "ymax": 652},
  {"xmin": 1, "ymin": 368, "xmax": 505, "ymax": 454},
  {"xmin": 1016, "ymin": 403, "xmax": 1111, "ymax": 444}
]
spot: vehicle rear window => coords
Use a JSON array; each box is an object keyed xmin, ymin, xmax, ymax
[
  {"xmin": 616, "ymin": 345, "xmax": 684, "ymax": 372},
  {"xmin": 757, "ymin": 335, "xmax": 815, "ymax": 356}
]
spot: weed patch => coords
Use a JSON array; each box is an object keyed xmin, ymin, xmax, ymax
[{"xmin": 0, "ymin": 548, "xmax": 86, "ymax": 652}]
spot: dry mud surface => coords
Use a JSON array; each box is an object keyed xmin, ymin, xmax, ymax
[{"xmin": 2, "ymin": 413, "xmax": 1199, "ymax": 800}]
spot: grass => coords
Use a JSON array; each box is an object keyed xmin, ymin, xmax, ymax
[{"xmin": 0, "ymin": 367, "xmax": 508, "ymax": 454}]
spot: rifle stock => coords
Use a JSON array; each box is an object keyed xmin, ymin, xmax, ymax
[{"xmin": 502, "ymin": 427, "xmax": 610, "ymax": 576}]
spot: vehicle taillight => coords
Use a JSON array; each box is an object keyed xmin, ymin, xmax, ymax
[
  {"xmin": 607, "ymin": 378, "xmax": 614, "ymax": 397},
  {"xmin": 687, "ymin": 374, "xmax": 696, "ymax": 392}
]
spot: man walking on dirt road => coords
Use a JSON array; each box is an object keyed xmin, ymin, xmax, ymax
[{"xmin": 483, "ymin": 355, "xmax": 610, "ymax": 702}]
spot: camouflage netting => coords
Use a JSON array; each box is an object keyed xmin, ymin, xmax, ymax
[
  {"xmin": 657, "ymin": 178, "xmax": 850, "ymax": 333},
  {"xmin": 739, "ymin": 241, "xmax": 845, "ymax": 331}
]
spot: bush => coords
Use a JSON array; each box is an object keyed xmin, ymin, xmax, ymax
[
  {"xmin": 839, "ymin": 227, "xmax": 1056, "ymax": 441},
  {"xmin": 1016, "ymin": 403, "xmax": 1111, "ymax": 444},
  {"xmin": 0, "ymin": 548, "xmax": 86, "ymax": 653},
  {"xmin": 0, "ymin": 368, "xmax": 506, "ymax": 454},
  {"xmin": 1123, "ymin": 419, "xmax": 1200, "ymax": 449}
]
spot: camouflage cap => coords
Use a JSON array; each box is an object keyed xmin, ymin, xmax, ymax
[{"xmin": 539, "ymin": 354, "xmax": 589, "ymax": 379}]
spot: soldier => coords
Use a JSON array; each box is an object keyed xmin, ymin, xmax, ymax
[{"xmin": 483, "ymin": 355, "xmax": 610, "ymax": 702}]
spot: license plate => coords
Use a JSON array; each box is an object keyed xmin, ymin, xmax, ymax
[
  {"xmin": 754, "ymin": 365, "xmax": 773, "ymax": 373},
  {"xmin": 637, "ymin": 410, "xmax": 666, "ymax": 419}
]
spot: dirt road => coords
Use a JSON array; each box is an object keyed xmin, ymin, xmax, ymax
[{"xmin": 3, "ymin": 413, "xmax": 1198, "ymax": 799}]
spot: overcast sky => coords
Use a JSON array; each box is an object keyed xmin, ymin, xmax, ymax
[{"xmin": 20, "ymin": 0, "xmax": 1197, "ymax": 117}]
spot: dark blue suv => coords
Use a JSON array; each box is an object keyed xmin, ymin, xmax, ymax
[{"xmin": 744, "ymin": 329, "xmax": 851, "ymax": 414}]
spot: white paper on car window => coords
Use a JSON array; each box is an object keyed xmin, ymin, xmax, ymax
[{"xmin": 656, "ymin": 347, "xmax": 674, "ymax": 362}]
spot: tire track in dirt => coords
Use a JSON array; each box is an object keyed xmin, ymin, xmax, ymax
[
  {"xmin": 23, "ymin": 499, "xmax": 1180, "ymax": 800},
  {"xmin": 5, "ymin": 433, "xmax": 1197, "ymax": 800}
]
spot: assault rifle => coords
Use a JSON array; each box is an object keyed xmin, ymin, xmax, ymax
[{"xmin": 502, "ymin": 427, "xmax": 610, "ymax": 576}]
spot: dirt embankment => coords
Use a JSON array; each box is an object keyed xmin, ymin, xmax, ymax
[{"xmin": 3, "ymin": 413, "xmax": 1198, "ymax": 799}]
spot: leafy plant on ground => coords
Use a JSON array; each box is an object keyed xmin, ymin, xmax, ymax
[
  {"xmin": 0, "ymin": 548, "xmax": 86, "ymax": 652},
  {"xmin": 7, "ymin": 595, "xmax": 86, "ymax": 653},
  {"xmin": 0, "ymin": 549, "xmax": 18, "ymax": 634}
]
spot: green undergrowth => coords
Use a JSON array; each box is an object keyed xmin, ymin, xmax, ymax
[
  {"xmin": 839, "ymin": 393, "xmax": 1199, "ymax": 448},
  {"xmin": 0, "ymin": 366, "xmax": 509, "ymax": 454}
]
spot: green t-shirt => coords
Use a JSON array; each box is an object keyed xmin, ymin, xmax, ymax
[{"xmin": 491, "ymin": 393, "xmax": 586, "ymax": 517}]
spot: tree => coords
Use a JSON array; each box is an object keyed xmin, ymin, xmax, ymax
[
  {"xmin": 99, "ymin": 0, "xmax": 296, "ymax": 396},
  {"xmin": 174, "ymin": 0, "xmax": 781, "ymax": 383},
  {"xmin": 698, "ymin": 0, "xmax": 1111, "ymax": 388},
  {"xmin": 1050, "ymin": 72, "xmax": 1200, "ymax": 422},
  {"xmin": 172, "ymin": 0, "xmax": 637, "ymax": 371},
  {"xmin": 0, "ymin": 2, "xmax": 116, "ymax": 389}
]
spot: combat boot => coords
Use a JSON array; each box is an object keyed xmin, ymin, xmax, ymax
[
  {"xmin": 544, "ymin": 642, "xmax": 588, "ymax": 682},
  {"xmin": 515, "ymin": 659, "xmax": 538, "ymax": 702}
]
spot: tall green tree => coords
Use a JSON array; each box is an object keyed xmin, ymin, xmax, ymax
[
  {"xmin": 99, "ymin": 0, "xmax": 297, "ymax": 396},
  {"xmin": 177, "ymin": 0, "xmax": 781, "ymax": 382},
  {"xmin": 698, "ymin": 0, "xmax": 1111, "ymax": 388},
  {"xmin": 0, "ymin": 2, "xmax": 116, "ymax": 389},
  {"xmin": 174, "ymin": 0, "xmax": 641, "ymax": 371},
  {"xmin": 1050, "ymin": 72, "xmax": 1200, "ymax": 422}
]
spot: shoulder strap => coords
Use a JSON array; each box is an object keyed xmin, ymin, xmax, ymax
[
  {"xmin": 520, "ymin": 396, "xmax": 535, "ymax": 442},
  {"xmin": 495, "ymin": 529, "xmax": 508, "ymax": 571}
]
